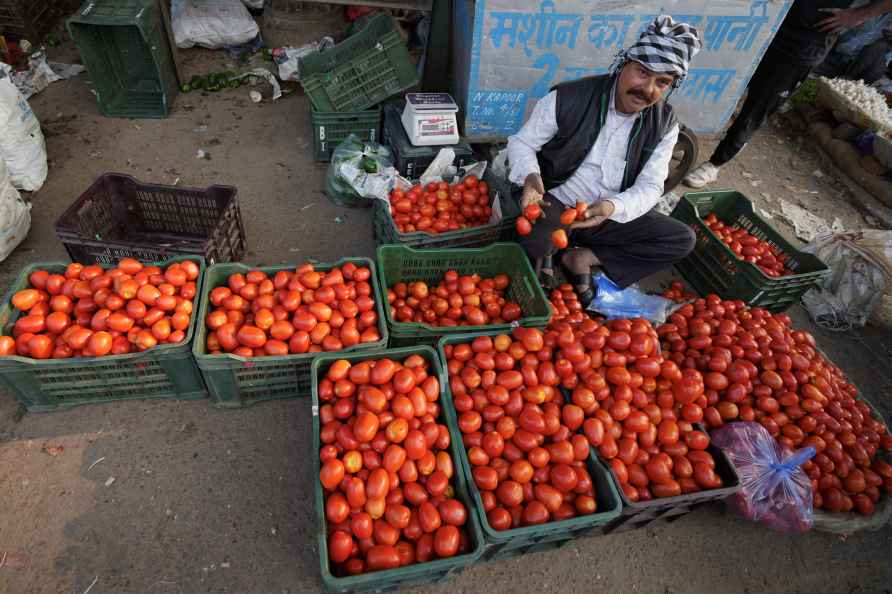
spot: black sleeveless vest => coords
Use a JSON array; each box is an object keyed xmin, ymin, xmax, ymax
[{"xmin": 536, "ymin": 74, "xmax": 677, "ymax": 192}]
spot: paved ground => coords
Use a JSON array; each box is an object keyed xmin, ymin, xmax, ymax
[{"xmin": 0, "ymin": 40, "xmax": 891, "ymax": 594}]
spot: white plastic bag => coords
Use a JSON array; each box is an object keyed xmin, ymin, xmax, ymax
[
  {"xmin": 801, "ymin": 230, "xmax": 892, "ymax": 329},
  {"xmin": 172, "ymin": 0, "xmax": 260, "ymax": 49},
  {"xmin": 241, "ymin": 0, "xmax": 263, "ymax": 8},
  {"xmin": 0, "ymin": 158, "xmax": 31, "ymax": 262},
  {"xmin": 0, "ymin": 63, "xmax": 47, "ymax": 192},
  {"xmin": 271, "ymin": 37, "xmax": 334, "ymax": 82}
]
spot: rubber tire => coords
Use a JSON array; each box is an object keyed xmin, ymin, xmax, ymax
[{"xmin": 664, "ymin": 125, "xmax": 699, "ymax": 194}]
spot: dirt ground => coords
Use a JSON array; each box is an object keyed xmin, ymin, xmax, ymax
[{"xmin": 1, "ymin": 37, "xmax": 891, "ymax": 594}]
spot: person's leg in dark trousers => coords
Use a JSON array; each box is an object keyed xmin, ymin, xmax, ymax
[
  {"xmin": 571, "ymin": 211, "xmax": 696, "ymax": 288},
  {"xmin": 710, "ymin": 48, "xmax": 813, "ymax": 166}
]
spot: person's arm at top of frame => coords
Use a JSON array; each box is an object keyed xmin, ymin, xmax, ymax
[{"xmin": 817, "ymin": 0, "xmax": 892, "ymax": 35}]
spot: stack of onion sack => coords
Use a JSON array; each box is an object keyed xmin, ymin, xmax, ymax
[
  {"xmin": 656, "ymin": 295, "xmax": 892, "ymax": 515},
  {"xmin": 204, "ymin": 263, "xmax": 381, "ymax": 357},
  {"xmin": 702, "ymin": 213, "xmax": 793, "ymax": 278},
  {"xmin": 317, "ymin": 355, "xmax": 472, "ymax": 574},
  {"xmin": 443, "ymin": 329, "xmax": 600, "ymax": 530},
  {"xmin": 551, "ymin": 318, "xmax": 725, "ymax": 502},
  {"xmin": 387, "ymin": 175, "xmax": 492, "ymax": 235},
  {"xmin": 0, "ymin": 258, "xmax": 199, "ymax": 359},
  {"xmin": 548, "ymin": 284, "xmax": 585, "ymax": 327},
  {"xmin": 387, "ymin": 271, "xmax": 522, "ymax": 327}
]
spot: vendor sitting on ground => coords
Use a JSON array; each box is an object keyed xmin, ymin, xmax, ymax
[{"xmin": 508, "ymin": 15, "xmax": 701, "ymax": 306}]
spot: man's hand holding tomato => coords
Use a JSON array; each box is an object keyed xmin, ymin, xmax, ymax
[{"xmin": 571, "ymin": 200, "xmax": 616, "ymax": 229}]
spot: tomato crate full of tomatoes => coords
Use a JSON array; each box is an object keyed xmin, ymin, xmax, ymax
[
  {"xmin": 437, "ymin": 331, "xmax": 622, "ymax": 562},
  {"xmin": 655, "ymin": 294, "xmax": 892, "ymax": 531},
  {"xmin": 0, "ymin": 257, "xmax": 208, "ymax": 412},
  {"xmin": 193, "ymin": 258, "xmax": 389, "ymax": 408},
  {"xmin": 373, "ymin": 170, "xmax": 521, "ymax": 249},
  {"xmin": 597, "ymin": 422, "xmax": 740, "ymax": 534},
  {"xmin": 542, "ymin": 315, "xmax": 741, "ymax": 534},
  {"xmin": 670, "ymin": 190, "xmax": 829, "ymax": 312},
  {"xmin": 311, "ymin": 347, "xmax": 485, "ymax": 593},
  {"xmin": 377, "ymin": 243, "xmax": 552, "ymax": 347}
]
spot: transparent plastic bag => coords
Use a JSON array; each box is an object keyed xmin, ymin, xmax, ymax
[
  {"xmin": 326, "ymin": 135, "xmax": 405, "ymax": 207},
  {"xmin": 586, "ymin": 272, "xmax": 681, "ymax": 324},
  {"xmin": 711, "ymin": 422, "xmax": 816, "ymax": 533}
]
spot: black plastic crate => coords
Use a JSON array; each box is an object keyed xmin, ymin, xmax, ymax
[
  {"xmin": 383, "ymin": 102, "xmax": 475, "ymax": 179},
  {"xmin": 55, "ymin": 173, "xmax": 245, "ymax": 265},
  {"xmin": 0, "ymin": 0, "xmax": 75, "ymax": 42}
]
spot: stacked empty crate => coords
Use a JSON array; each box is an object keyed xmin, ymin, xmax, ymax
[{"xmin": 300, "ymin": 11, "xmax": 421, "ymax": 161}]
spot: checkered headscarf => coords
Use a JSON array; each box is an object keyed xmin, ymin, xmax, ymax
[{"xmin": 612, "ymin": 15, "xmax": 702, "ymax": 87}]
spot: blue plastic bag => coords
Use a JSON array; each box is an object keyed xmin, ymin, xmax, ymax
[
  {"xmin": 586, "ymin": 272, "xmax": 680, "ymax": 323},
  {"xmin": 711, "ymin": 422, "xmax": 816, "ymax": 533}
]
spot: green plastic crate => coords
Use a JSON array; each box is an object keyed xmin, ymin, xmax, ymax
[
  {"xmin": 311, "ymin": 346, "xmax": 484, "ymax": 593},
  {"xmin": 0, "ymin": 257, "xmax": 207, "ymax": 412},
  {"xmin": 600, "ymin": 423, "xmax": 740, "ymax": 535},
  {"xmin": 436, "ymin": 333, "xmax": 622, "ymax": 561},
  {"xmin": 68, "ymin": 0, "xmax": 178, "ymax": 118},
  {"xmin": 376, "ymin": 243, "xmax": 551, "ymax": 347},
  {"xmin": 311, "ymin": 105, "xmax": 382, "ymax": 162},
  {"xmin": 373, "ymin": 169, "xmax": 521, "ymax": 249},
  {"xmin": 299, "ymin": 12, "xmax": 419, "ymax": 112},
  {"xmin": 192, "ymin": 258, "xmax": 389, "ymax": 408},
  {"xmin": 671, "ymin": 190, "xmax": 830, "ymax": 312}
]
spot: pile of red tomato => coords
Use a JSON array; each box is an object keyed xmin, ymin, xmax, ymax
[
  {"xmin": 660, "ymin": 281, "xmax": 698, "ymax": 304},
  {"xmin": 551, "ymin": 317, "xmax": 726, "ymax": 501},
  {"xmin": 548, "ymin": 284, "xmax": 584, "ymax": 326},
  {"xmin": 702, "ymin": 213, "xmax": 794, "ymax": 278},
  {"xmin": 204, "ymin": 263, "xmax": 381, "ymax": 357},
  {"xmin": 656, "ymin": 294, "xmax": 892, "ymax": 515},
  {"xmin": 386, "ymin": 175, "xmax": 492, "ymax": 235},
  {"xmin": 317, "ymin": 355, "xmax": 472, "ymax": 575},
  {"xmin": 0, "ymin": 258, "xmax": 199, "ymax": 359},
  {"xmin": 387, "ymin": 271, "xmax": 522, "ymax": 327},
  {"xmin": 444, "ymin": 328, "xmax": 602, "ymax": 530}
]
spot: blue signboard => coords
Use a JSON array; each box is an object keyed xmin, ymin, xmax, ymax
[{"xmin": 453, "ymin": 0, "xmax": 793, "ymax": 142}]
